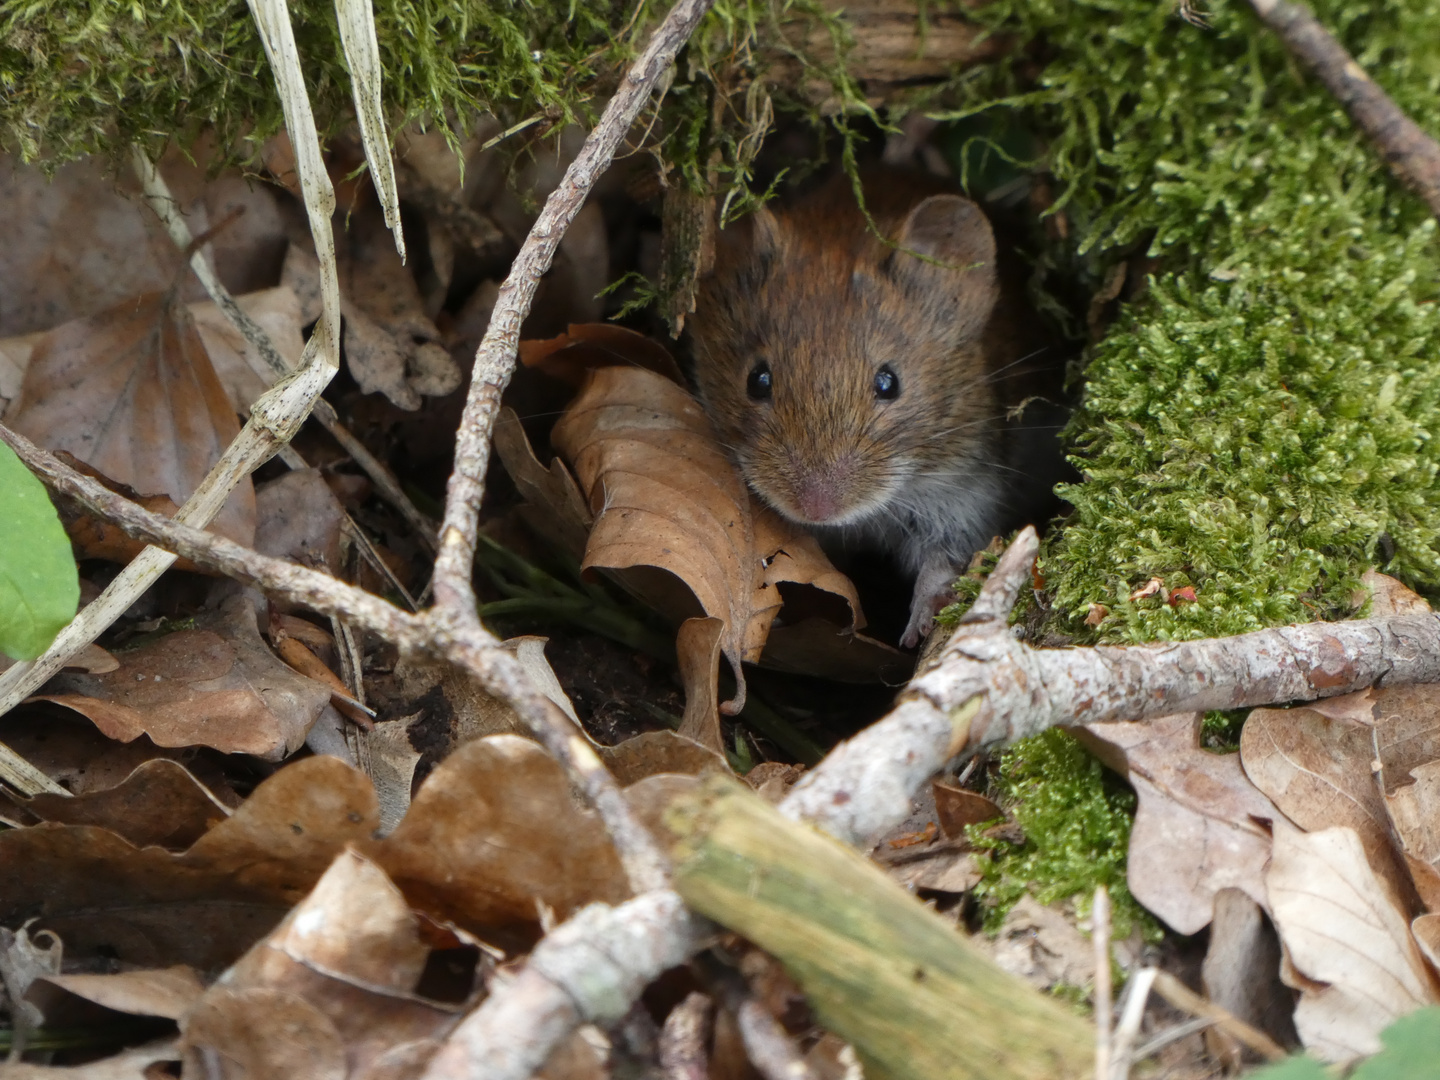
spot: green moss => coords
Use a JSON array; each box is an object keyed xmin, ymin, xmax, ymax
[
  {"xmin": 0, "ymin": 0, "xmax": 639, "ymax": 165},
  {"xmin": 939, "ymin": 0, "xmax": 1440, "ymax": 644},
  {"xmin": 969, "ymin": 729, "xmax": 1153, "ymax": 938}
]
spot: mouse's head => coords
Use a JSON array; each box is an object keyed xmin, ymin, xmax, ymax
[{"xmin": 691, "ymin": 187, "xmax": 1003, "ymax": 529}]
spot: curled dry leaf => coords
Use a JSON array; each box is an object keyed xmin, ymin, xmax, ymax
[
  {"xmin": 931, "ymin": 780, "xmax": 1003, "ymax": 839},
  {"xmin": 5, "ymin": 289, "xmax": 255, "ymax": 547},
  {"xmin": 15, "ymin": 758, "xmax": 230, "ymax": 851},
  {"xmin": 40, "ymin": 594, "xmax": 333, "ymax": 760},
  {"xmin": 29, "ymin": 965, "xmax": 206, "ymax": 1024},
  {"xmin": 1268, "ymin": 823, "xmax": 1440, "ymax": 1062},
  {"xmin": 550, "ymin": 364, "xmax": 869, "ymax": 714},
  {"xmin": 519, "ymin": 322, "xmax": 686, "ymax": 388},
  {"xmin": 1077, "ymin": 713, "xmax": 1280, "ymax": 934},
  {"xmin": 599, "ymin": 729, "xmax": 729, "ymax": 787},
  {"xmin": 183, "ymin": 850, "xmax": 463, "ymax": 1080},
  {"xmin": 0, "ymin": 756, "xmax": 380, "ymax": 970}
]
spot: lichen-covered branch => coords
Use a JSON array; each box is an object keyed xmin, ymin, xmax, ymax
[
  {"xmin": 784, "ymin": 525, "xmax": 1440, "ymax": 847},
  {"xmin": 1247, "ymin": 0, "xmax": 1440, "ymax": 218}
]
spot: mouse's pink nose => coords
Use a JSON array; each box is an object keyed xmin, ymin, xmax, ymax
[
  {"xmin": 791, "ymin": 457, "xmax": 855, "ymax": 523},
  {"xmin": 795, "ymin": 481, "xmax": 841, "ymax": 522}
]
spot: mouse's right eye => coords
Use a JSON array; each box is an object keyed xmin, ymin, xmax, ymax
[{"xmin": 747, "ymin": 362, "xmax": 773, "ymax": 402}]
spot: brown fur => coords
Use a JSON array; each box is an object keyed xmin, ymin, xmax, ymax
[{"xmin": 690, "ymin": 167, "xmax": 1064, "ymax": 645}]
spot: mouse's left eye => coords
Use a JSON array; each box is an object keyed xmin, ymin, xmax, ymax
[
  {"xmin": 747, "ymin": 362, "xmax": 773, "ymax": 401},
  {"xmin": 873, "ymin": 365, "xmax": 900, "ymax": 401}
]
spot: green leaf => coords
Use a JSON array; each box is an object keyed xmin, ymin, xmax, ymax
[
  {"xmin": 1247, "ymin": 1057, "xmax": 1327, "ymax": 1080},
  {"xmin": 1248, "ymin": 1006, "xmax": 1440, "ymax": 1080},
  {"xmin": 1352, "ymin": 1006, "xmax": 1440, "ymax": 1080},
  {"xmin": 0, "ymin": 440, "xmax": 78, "ymax": 660}
]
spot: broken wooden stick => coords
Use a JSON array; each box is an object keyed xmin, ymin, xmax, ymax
[{"xmin": 666, "ymin": 775, "xmax": 1094, "ymax": 1080}]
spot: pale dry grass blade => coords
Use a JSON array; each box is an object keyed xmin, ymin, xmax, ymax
[{"xmin": 334, "ymin": 0, "xmax": 405, "ymax": 261}]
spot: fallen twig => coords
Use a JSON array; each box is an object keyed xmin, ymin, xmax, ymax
[
  {"xmin": 784, "ymin": 525, "xmax": 1440, "ymax": 846},
  {"xmin": 1150, "ymin": 969, "xmax": 1287, "ymax": 1063},
  {"xmin": 659, "ymin": 992, "xmax": 713, "ymax": 1080},
  {"xmin": 420, "ymin": 891, "xmax": 705, "ymax": 1080},
  {"xmin": 1247, "ymin": 0, "xmax": 1440, "ymax": 218},
  {"xmin": 430, "ymin": 0, "xmax": 717, "ymax": 623},
  {"xmin": 1093, "ymin": 886, "xmax": 1113, "ymax": 1080}
]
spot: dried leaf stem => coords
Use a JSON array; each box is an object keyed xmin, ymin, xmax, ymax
[{"xmin": 1247, "ymin": 0, "xmax": 1440, "ymax": 218}]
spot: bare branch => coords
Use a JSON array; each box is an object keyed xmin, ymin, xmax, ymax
[
  {"xmin": 1247, "ymin": 0, "xmax": 1440, "ymax": 218},
  {"xmin": 0, "ymin": 425, "xmax": 425, "ymax": 650},
  {"xmin": 783, "ymin": 529, "xmax": 1440, "ymax": 847},
  {"xmin": 431, "ymin": 0, "xmax": 718, "ymax": 621},
  {"xmin": 420, "ymin": 892, "xmax": 706, "ymax": 1080},
  {"xmin": 660, "ymin": 993, "xmax": 713, "ymax": 1080}
]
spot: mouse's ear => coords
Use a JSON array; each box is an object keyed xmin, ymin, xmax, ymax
[
  {"xmin": 890, "ymin": 195, "xmax": 999, "ymax": 333},
  {"xmin": 711, "ymin": 202, "xmax": 783, "ymax": 277},
  {"xmin": 893, "ymin": 194, "xmax": 996, "ymax": 275}
]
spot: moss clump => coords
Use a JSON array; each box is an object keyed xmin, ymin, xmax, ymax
[
  {"xmin": 969, "ymin": 729, "xmax": 1152, "ymax": 937},
  {"xmin": 0, "ymin": 0, "xmax": 637, "ymax": 164},
  {"xmin": 948, "ymin": 0, "xmax": 1440, "ymax": 643}
]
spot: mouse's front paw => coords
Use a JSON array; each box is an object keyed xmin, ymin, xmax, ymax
[{"xmin": 901, "ymin": 558, "xmax": 962, "ymax": 649}]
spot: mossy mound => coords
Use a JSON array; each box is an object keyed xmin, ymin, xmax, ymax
[
  {"xmin": 965, "ymin": 0, "xmax": 1440, "ymax": 644},
  {"xmin": 0, "ymin": 0, "xmax": 632, "ymax": 164}
]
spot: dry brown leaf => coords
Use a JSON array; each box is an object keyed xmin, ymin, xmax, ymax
[
  {"xmin": 519, "ymin": 322, "xmax": 686, "ymax": 388},
  {"xmin": 6, "ymin": 290, "xmax": 255, "ymax": 547},
  {"xmin": 1077, "ymin": 713, "xmax": 1280, "ymax": 933},
  {"xmin": 283, "ymin": 200, "xmax": 459, "ymax": 411},
  {"xmin": 932, "ymin": 780, "xmax": 1004, "ymax": 839},
  {"xmin": 1383, "ymin": 758, "xmax": 1440, "ymax": 912},
  {"xmin": 1268, "ymin": 822, "xmax": 1439, "ymax": 1062},
  {"xmin": 367, "ymin": 716, "xmax": 425, "ymax": 834},
  {"xmin": 550, "ymin": 364, "xmax": 867, "ymax": 714},
  {"xmin": 191, "ymin": 286, "xmax": 306, "ymax": 411},
  {"xmin": 599, "ymin": 729, "xmax": 729, "ymax": 787},
  {"xmin": 1241, "ymin": 699, "xmax": 1421, "ymax": 914},
  {"xmin": 254, "ymin": 467, "xmax": 346, "ymax": 572},
  {"xmin": 0, "ymin": 153, "xmax": 286, "ymax": 339},
  {"xmin": 676, "ymin": 615, "xmax": 726, "ymax": 752},
  {"xmin": 0, "ymin": 1038, "xmax": 180, "ymax": 1079},
  {"xmin": 184, "ymin": 850, "xmax": 462, "ymax": 1080},
  {"xmin": 16, "ymin": 758, "xmax": 230, "ymax": 850},
  {"xmin": 493, "ymin": 407, "xmax": 594, "ymax": 559},
  {"xmin": 884, "ymin": 844, "xmax": 982, "ymax": 895},
  {"xmin": 42, "ymin": 451, "xmax": 203, "ymax": 570},
  {"xmin": 0, "ymin": 756, "xmax": 379, "ymax": 970},
  {"xmin": 0, "ymin": 705, "xmax": 239, "ymax": 802},
  {"xmin": 182, "ymin": 988, "xmax": 348, "ymax": 1080},
  {"xmin": 41, "ymin": 594, "xmax": 332, "ymax": 759},
  {"xmin": 370, "ymin": 734, "xmax": 629, "ymax": 948},
  {"xmin": 1361, "ymin": 569, "xmax": 1433, "ymax": 616},
  {"xmin": 987, "ymin": 895, "xmax": 1095, "ymax": 992},
  {"xmin": 29, "ymin": 965, "xmax": 206, "ymax": 1023},
  {"xmin": 1412, "ymin": 913, "xmax": 1440, "ymax": 971}
]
